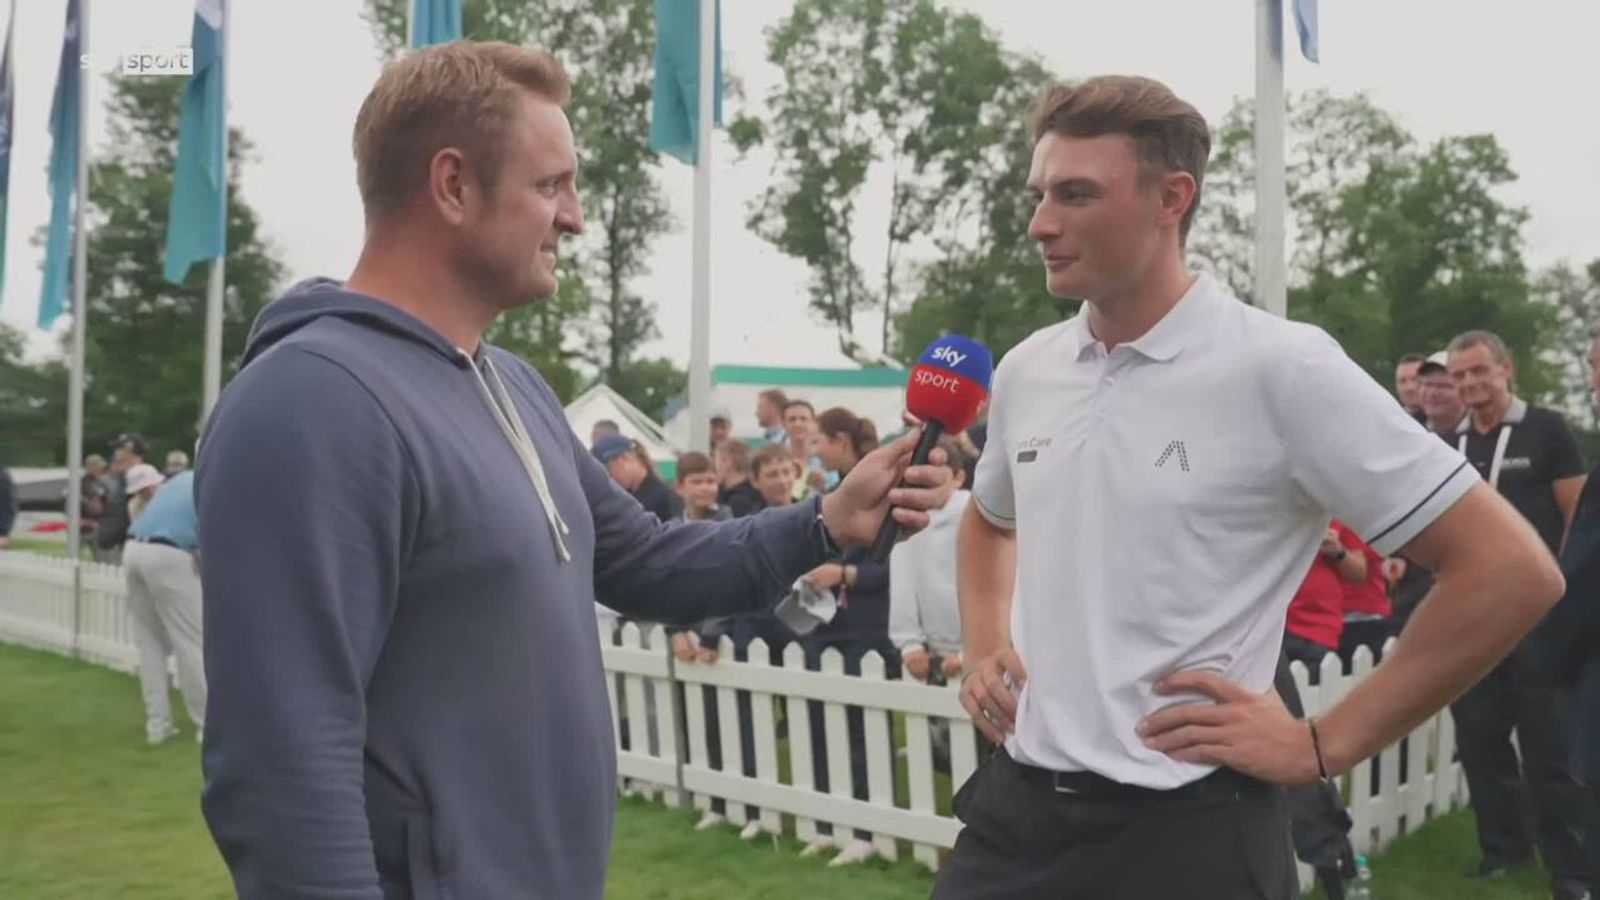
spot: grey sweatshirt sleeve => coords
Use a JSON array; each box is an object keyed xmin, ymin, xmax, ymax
[
  {"xmin": 196, "ymin": 348, "xmax": 417, "ymax": 899},
  {"xmin": 564, "ymin": 427, "xmax": 831, "ymax": 624}
]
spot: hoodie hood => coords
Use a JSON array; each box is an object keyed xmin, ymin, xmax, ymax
[{"xmin": 242, "ymin": 277, "xmax": 468, "ymax": 370}]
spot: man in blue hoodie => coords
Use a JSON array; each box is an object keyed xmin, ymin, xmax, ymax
[{"xmin": 195, "ymin": 42, "xmax": 954, "ymax": 900}]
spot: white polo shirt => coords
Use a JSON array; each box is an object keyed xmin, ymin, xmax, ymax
[{"xmin": 971, "ymin": 273, "xmax": 1476, "ymax": 788}]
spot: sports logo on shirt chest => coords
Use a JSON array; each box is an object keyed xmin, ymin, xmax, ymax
[
  {"xmin": 1154, "ymin": 440, "xmax": 1190, "ymax": 472},
  {"xmin": 1015, "ymin": 436, "xmax": 1052, "ymax": 463}
]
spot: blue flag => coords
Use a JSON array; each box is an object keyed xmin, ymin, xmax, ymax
[
  {"xmin": 39, "ymin": 0, "xmax": 81, "ymax": 329},
  {"xmin": 0, "ymin": 1, "xmax": 15, "ymax": 302},
  {"xmin": 163, "ymin": 0, "xmax": 227, "ymax": 286},
  {"xmin": 1294, "ymin": 0, "xmax": 1319, "ymax": 63},
  {"xmin": 650, "ymin": 0, "xmax": 722, "ymax": 165},
  {"xmin": 410, "ymin": 0, "xmax": 462, "ymax": 48}
]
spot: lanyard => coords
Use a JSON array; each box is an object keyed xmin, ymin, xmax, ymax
[{"xmin": 1460, "ymin": 424, "xmax": 1514, "ymax": 489}]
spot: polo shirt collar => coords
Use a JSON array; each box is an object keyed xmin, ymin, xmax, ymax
[
  {"xmin": 1456, "ymin": 395, "xmax": 1529, "ymax": 433},
  {"xmin": 1065, "ymin": 272, "xmax": 1220, "ymax": 363}
]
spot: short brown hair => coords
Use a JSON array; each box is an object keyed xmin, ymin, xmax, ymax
[
  {"xmin": 1448, "ymin": 330, "xmax": 1514, "ymax": 367},
  {"xmin": 1029, "ymin": 76, "xmax": 1210, "ymax": 242},
  {"xmin": 716, "ymin": 440, "xmax": 751, "ymax": 475},
  {"xmin": 676, "ymin": 451, "xmax": 714, "ymax": 483},
  {"xmin": 783, "ymin": 399, "xmax": 815, "ymax": 416},
  {"xmin": 759, "ymin": 388, "xmax": 789, "ymax": 410},
  {"xmin": 751, "ymin": 445, "xmax": 792, "ymax": 480},
  {"xmin": 354, "ymin": 41, "xmax": 571, "ymax": 220}
]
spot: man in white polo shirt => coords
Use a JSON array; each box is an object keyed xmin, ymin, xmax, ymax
[{"xmin": 935, "ymin": 75, "xmax": 1566, "ymax": 899}]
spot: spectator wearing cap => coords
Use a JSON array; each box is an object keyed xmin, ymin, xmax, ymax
[
  {"xmin": 124, "ymin": 466, "xmax": 208, "ymax": 744},
  {"xmin": 1394, "ymin": 352, "xmax": 1427, "ymax": 422},
  {"xmin": 755, "ymin": 389, "xmax": 788, "ymax": 447},
  {"xmin": 96, "ymin": 433, "xmax": 150, "ymax": 564},
  {"xmin": 1387, "ymin": 352, "xmax": 1464, "ymax": 632},
  {"xmin": 125, "ymin": 464, "xmax": 166, "ymax": 523},
  {"xmin": 591, "ymin": 433, "xmax": 681, "ymax": 524},
  {"xmin": 590, "ymin": 419, "xmax": 620, "ymax": 447},
  {"xmin": 714, "ymin": 441, "xmax": 764, "ymax": 519},
  {"xmin": 1416, "ymin": 352, "xmax": 1465, "ymax": 436}
]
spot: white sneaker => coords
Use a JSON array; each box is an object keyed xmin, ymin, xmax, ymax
[
  {"xmin": 799, "ymin": 838, "xmax": 833, "ymax": 858},
  {"xmin": 739, "ymin": 821, "xmax": 762, "ymax": 841},
  {"xmin": 694, "ymin": 811, "xmax": 725, "ymax": 831},
  {"xmin": 827, "ymin": 839, "xmax": 876, "ymax": 868},
  {"xmin": 147, "ymin": 725, "xmax": 179, "ymax": 745}
]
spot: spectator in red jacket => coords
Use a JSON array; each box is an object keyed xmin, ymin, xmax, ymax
[
  {"xmin": 1284, "ymin": 521, "xmax": 1372, "ymax": 681},
  {"xmin": 1338, "ymin": 526, "xmax": 1391, "ymax": 670}
]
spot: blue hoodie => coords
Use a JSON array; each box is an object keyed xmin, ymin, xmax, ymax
[{"xmin": 196, "ymin": 281, "xmax": 837, "ymax": 899}]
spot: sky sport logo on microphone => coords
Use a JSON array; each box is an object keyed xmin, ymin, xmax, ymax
[{"xmin": 906, "ymin": 335, "xmax": 993, "ymax": 435}]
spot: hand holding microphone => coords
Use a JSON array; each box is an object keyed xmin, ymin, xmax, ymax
[{"xmin": 867, "ymin": 335, "xmax": 994, "ymax": 563}]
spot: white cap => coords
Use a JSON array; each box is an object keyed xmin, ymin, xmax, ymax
[{"xmin": 125, "ymin": 464, "xmax": 165, "ymax": 495}]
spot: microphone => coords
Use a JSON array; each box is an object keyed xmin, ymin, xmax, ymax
[{"xmin": 868, "ymin": 334, "xmax": 993, "ymax": 562}]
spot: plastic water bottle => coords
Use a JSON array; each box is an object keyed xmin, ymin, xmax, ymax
[{"xmin": 1346, "ymin": 853, "xmax": 1374, "ymax": 899}]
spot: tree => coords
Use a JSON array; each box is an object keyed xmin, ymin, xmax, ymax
[
  {"xmin": 1192, "ymin": 92, "xmax": 1556, "ymax": 399},
  {"xmin": 73, "ymin": 77, "xmax": 282, "ymax": 464},
  {"xmin": 1537, "ymin": 259, "xmax": 1600, "ymax": 427},
  {"xmin": 895, "ymin": 56, "xmax": 1071, "ymax": 361},
  {"xmin": 0, "ymin": 325, "xmax": 68, "ymax": 465},
  {"xmin": 363, "ymin": 0, "xmax": 673, "ymax": 400},
  {"xmin": 735, "ymin": 0, "xmax": 1039, "ymax": 361},
  {"xmin": 605, "ymin": 356, "xmax": 686, "ymax": 423}
]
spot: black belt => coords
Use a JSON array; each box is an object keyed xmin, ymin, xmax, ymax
[
  {"xmin": 1003, "ymin": 751, "xmax": 1270, "ymax": 804},
  {"xmin": 136, "ymin": 537, "xmax": 181, "ymax": 550}
]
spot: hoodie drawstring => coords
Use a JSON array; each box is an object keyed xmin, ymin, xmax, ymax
[{"xmin": 464, "ymin": 351, "xmax": 573, "ymax": 563}]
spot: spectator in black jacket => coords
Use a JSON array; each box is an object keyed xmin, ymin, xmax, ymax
[
  {"xmin": 798, "ymin": 407, "xmax": 899, "ymax": 867},
  {"xmin": 715, "ymin": 441, "xmax": 765, "ymax": 519},
  {"xmin": 591, "ymin": 434, "xmax": 681, "ymax": 524}
]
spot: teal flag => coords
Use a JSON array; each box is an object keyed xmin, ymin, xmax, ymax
[
  {"xmin": 650, "ymin": 0, "xmax": 722, "ymax": 165},
  {"xmin": 39, "ymin": 0, "xmax": 81, "ymax": 328},
  {"xmin": 163, "ymin": 0, "xmax": 226, "ymax": 285},
  {"xmin": 411, "ymin": 0, "xmax": 462, "ymax": 48}
]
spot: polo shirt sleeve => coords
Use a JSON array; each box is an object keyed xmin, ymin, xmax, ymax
[
  {"xmin": 1278, "ymin": 329, "xmax": 1478, "ymax": 556},
  {"xmin": 970, "ymin": 357, "xmax": 1016, "ymax": 530}
]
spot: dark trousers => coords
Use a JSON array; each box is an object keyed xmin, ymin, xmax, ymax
[
  {"xmin": 933, "ymin": 751, "xmax": 1298, "ymax": 899},
  {"xmin": 802, "ymin": 634, "xmax": 898, "ymax": 839},
  {"xmin": 1450, "ymin": 647, "xmax": 1592, "ymax": 885},
  {"xmin": 1337, "ymin": 618, "xmax": 1392, "ymax": 671},
  {"xmin": 1283, "ymin": 632, "xmax": 1333, "ymax": 681}
]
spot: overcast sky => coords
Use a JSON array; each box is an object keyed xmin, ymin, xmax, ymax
[{"xmin": 3, "ymin": 0, "xmax": 1597, "ymax": 368}]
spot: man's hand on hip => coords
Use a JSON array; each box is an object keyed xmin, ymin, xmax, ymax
[{"xmin": 1137, "ymin": 670, "xmax": 1320, "ymax": 786}]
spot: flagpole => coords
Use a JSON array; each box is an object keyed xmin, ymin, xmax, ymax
[
  {"xmin": 67, "ymin": 0, "xmax": 91, "ymax": 658},
  {"xmin": 201, "ymin": 1, "xmax": 228, "ymax": 421},
  {"xmin": 1254, "ymin": 0, "xmax": 1287, "ymax": 319},
  {"xmin": 687, "ymin": 0, "xmax": 713, "ymax": 454}
]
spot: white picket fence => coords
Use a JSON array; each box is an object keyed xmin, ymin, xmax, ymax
[{"xmin": 0, "ymin": 549, "xmax": 1470, "ymax": 886}]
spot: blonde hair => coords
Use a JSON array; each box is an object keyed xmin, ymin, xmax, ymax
[{"xmin": 353, "ymin": 41, "xmax": 571, "ymax": 221}]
